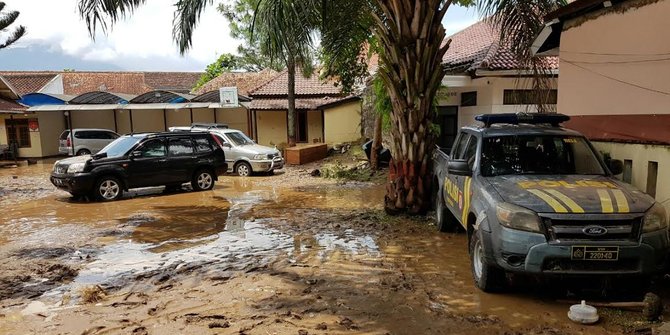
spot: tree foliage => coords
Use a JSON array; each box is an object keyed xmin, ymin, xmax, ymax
[
  {"xmin": 218, "ymin": 0, "xmax": 282, "ymax": 71},
  {"xmin": 193, "ymin": 53, "xmax": 241, "ymax": 91},
  {"xmin": 0, "ymin": 2, "xmax": 26, "ymax": 49}
]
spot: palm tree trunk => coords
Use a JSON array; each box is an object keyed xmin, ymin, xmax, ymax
[
  {"xmin": 370, "ymin": 112, "xmax": 382, "ymax": 170},
  {"xmin": 287, "ymin": 56, "xmax": 297, "ymax": 147},
  {"xmin": 374, "ymin": 0, "xmax": 451, "ymax": 215}
]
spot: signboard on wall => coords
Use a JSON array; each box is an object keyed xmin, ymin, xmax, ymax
[
  {"xmin": 28, "ymin": 119, "xmax": 39, "ymax": 132},
  {"xmin": 219, "ymin": 87, "xmax": 239, "ymax": 108}
]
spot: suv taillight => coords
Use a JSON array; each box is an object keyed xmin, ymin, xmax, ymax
[{"xmin": 66, "ymin": 138, "xmax": 71, "ymax": 147}]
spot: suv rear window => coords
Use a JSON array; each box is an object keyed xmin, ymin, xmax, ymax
[
  {"xmin": 169, "ymin": 138, "xmax": 195, "ymax": 156},
  {"xmin": 59, "ymin": 131, "xmax": 70, "ymax": 140},
  {"xmin": 194, "ymin": 137, "xmax": 213, "ymax": 152}
]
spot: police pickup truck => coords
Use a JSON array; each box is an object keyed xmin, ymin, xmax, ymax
[{"xmin": 433, "ymin": 113, "xmax": 669, "ymax": 292}]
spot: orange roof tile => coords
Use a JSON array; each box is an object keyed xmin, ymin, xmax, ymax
[
  {"xmin": 193, "ymin": 69, "xmax": 280, "ymax": 96},
  {"xmin": 249, "ymin": 69, "xmax": 342, "ymax": 97},
  {"xmin": 442, "ymin": 21, "xmax": 558, "ymax": 72}
]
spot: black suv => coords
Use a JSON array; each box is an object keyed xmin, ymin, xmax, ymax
[{"xmin": 50, "ymin": 132, "xmax": 227, "ymax": 201}]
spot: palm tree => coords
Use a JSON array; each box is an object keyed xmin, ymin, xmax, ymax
[
  {"xmin": 79, "ymin": 0, "xmax": 316, "ymax": 147},
  {"xmin": 0, "ymin": 2, "xmax": 26, "ymax": 49},
  {"xmin": 250, "ymin": 0, "xmax": 316, "ymax": 147}
]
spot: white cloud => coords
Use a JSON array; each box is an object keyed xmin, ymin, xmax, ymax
[{"xmin": 4, "ymin": 0, "xmax": 238, "ymax": 71}]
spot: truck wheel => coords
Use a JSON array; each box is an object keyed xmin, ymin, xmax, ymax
[
  {"xmin": 470, "ymin": 229, "xmax": 506, "ymax": 292},
  {"xmin": 94, "ymin": 176, "xmax": 123, "ymax": 201},
  {"xmin": 435, "ymin": 191, "xmax": 458, "ymax": 232},
  {"xmin": 235, "ymin": 162, "xmax": 252, "ymax": 177},
  {"xmin": 192, "ymin": 169, "xmax": 215, "ymax": 191}
]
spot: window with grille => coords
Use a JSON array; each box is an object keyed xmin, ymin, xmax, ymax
[
  {"xmin": 503, "ymin": 89, "xmax": 558, "ymax": 105},
  {"xmin": 6, "ymin": 119, "xmax": 32, "ymax": 148}
]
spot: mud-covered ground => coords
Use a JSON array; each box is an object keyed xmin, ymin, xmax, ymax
[{"xmin": 0, "ymin": 161, "xmax": 666, "ymax": 334}]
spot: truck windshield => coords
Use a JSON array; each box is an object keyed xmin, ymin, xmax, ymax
[
  {"xmin": 226, "ymin": 131, "xmax": 254, "ymax": 146},
  {"xmin": 98, "ymin": 136, "xmax": 144, "ymax": 158},
  {"xmin": 481, "ymin": 135, "xmax": 605, "ymax": 176}
]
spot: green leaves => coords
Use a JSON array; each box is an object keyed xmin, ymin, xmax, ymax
[{"xmin": 192, "ymin": 53, "xmax": 242, "ymax": 91}]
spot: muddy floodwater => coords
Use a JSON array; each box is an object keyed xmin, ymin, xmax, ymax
[{"xmin": 0, "ymin": 162, "xmax": 664, "ymax": 334}]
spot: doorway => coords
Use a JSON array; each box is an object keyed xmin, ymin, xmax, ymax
[
  {"xmin": 435, "ymin": 106, "xmax": 458, "ymax": 150},
  {"xmin": 297, "ymin": 110, "xmax": 308, "ymax": 143}
]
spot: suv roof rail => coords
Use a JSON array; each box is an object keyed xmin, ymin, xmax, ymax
[
  {"xmin": 475, "ymin": 113, "xmax": 570, "ymax": 128},
  {"xmin": 191, "ymin": 123, "xmax": 229, "ymax": 130}
]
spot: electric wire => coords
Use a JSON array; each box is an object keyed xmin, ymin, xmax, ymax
[{"xmin": 562, "ymin": 59, "xmax": 670, "ymax": 97}]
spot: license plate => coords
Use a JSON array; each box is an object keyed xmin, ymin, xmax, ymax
[{"xmin": 571, "ymin": 246, "xmax": 619, "ymax": 261}]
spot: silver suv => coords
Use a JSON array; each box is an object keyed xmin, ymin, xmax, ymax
[
  {"xmin": 59, "ymin": 129, "xmax": 120, "ymax": 156},
  {"xmin": 170, "ymin": 124, "xmax": 284, "ymax": 176}
]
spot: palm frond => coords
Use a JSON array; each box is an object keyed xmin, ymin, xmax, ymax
[
  {"xmin": 172, "ymin": 0, "xmax": 213, "ymax": 55},
  {"xmin": 0, "ymin": 24, "xmax": 25, "ymax": 49},
  {"xmin": 477, "ymin": 0, "xmax": 566, "ymax": 112},
  {"xmin": 0, "ymin": 9, "xmax": 19, "ymax": 30},
  {"xmin": 78, "ymin": 0, "xmax": 147, "ymax": 38}
]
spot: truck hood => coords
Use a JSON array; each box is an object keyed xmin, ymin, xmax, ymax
[
  {"xmin": 236, "ymin": 144, "xmax": 280, "ymax": 156},
  {"xmin": 486, "ymin": 175, "xmax": 654, "ymax": 214}
]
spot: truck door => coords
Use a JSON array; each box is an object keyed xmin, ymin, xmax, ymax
[{"xmin": 444, "ymin": 133, "xmax": 478, "ymax": 225}]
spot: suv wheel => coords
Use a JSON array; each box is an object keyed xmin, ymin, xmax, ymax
[
  {"xmin": 77, "ymin": 149, "xmax": 91, "ymax": 156},
  {"xmin": 192, "ymin": 169, "xmax": 215, "ymax": 191},
  {"xmin": 435, "ymin": 191, "xmax": 458, "ymax": 232},
  {"xmin": 470, "ymin": 229, "xmax": 506, "ymax": 292},
  {"xmin": 94, "ymin": 176, "xmax": 123, "ymax": 201},
  {"xmin": 235, "ymin": 162, "xmax": 252, "ymax": 177}
]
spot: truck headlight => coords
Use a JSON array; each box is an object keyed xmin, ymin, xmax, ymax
[
  {"xmin": 496, "ymin": 203, "xmax": 542, "ymax": 233},
  {"xmin": 253, "ymin": 154, "xmax": 266, "ymax": 160},
  {"xmin": 67, "ymin": 162, "xmax": 86, "ymax": 174},
  {"xmin": 643, "ymin": 202, "xmax": 668, "ymax": 233}
]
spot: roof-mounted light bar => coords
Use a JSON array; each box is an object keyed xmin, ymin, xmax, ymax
[{"xmin": 475, "ymin": 113, "xmax": 570, "ymax": 128}]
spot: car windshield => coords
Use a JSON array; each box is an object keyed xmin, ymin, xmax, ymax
[
  {"xmin": 98, "ymin": 136, "xmax": 144, "ymax": 158},
  {"xmin": 481, "ymin": 135, "xmax": 605, "ymax": 177},
  {"xmin": 225, "ymin": 131, "xmax": 254, "ymax": 146}
]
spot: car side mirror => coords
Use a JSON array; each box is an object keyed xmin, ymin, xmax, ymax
[
  {"xmin": 448, "ymin": 159, "xmax": 472, "ymax": 176},
  {"xmin": 222, "ymin": 142, "xmax": 232, "ymax": 148},
  {"xmin": 608, "ymin": 159, "xmax": 624, "ymax": 175},
  {"xmin": 130, "ymin": 151, "xmax": 142, "ymax": 159}
]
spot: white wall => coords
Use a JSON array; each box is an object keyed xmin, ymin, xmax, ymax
[
  {"xmin": 593, "ymin": 141, "xmax": 670, "ymax": 214},
  {"xmin": 438, "ymin": 76, "xmax": 558, "ymax": 128}
]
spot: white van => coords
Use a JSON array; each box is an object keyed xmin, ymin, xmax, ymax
[{"xmin": 58, "ymin": 129, "xmax": 120, "ymax": 156}]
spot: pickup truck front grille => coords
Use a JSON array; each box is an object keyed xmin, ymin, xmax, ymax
[{"xmin": 542, "ymin": 216, "xmax": 642, "ymax": 242}]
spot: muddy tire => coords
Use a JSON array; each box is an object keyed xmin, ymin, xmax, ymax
[
  {"xmin": 93, "ymin": 176, "xmax": 123, "ymax": 201},
  {"xmin": 76, "ymin": 149, "xmax": 91, "ymax": 156},
  {"xmin": 235, "ymin": 162, "xmax": 252, "ymax": 177},
  {"xmin": 470, "ymin": 229, "xmax": 506, "ymax": 292},
  {"xmin": 435, "ymin": 190, "xmax": 458, "ymax": 232},
  {"xmin": 192, "ymin": 169, "xmax": 215, "ymax": 191}
]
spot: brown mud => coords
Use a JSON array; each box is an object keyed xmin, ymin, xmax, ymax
[{"xmin": 0, "ymin": 162, "xmax": 665, "ymax": 334}]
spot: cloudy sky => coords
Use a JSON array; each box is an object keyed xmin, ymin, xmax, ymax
[{"xmin": 0, "ymin": 1, "xmax": 479, "ymax": 72}]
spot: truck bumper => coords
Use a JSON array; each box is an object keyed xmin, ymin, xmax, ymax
[
  {"xmin": 483, "ymin": 226, "xmax": 669, "ymax": 276},
  {"xmin": 50, "ymin": 172, "xmax": 96, "ymax": 196}
]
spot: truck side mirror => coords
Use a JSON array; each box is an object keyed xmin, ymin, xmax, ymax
[
  {"xmin": 608, "ymin": 159, "xmax": 624, "ymax": 175},
  {"xmin": 130, "ymin": 151, "xmax": 142, "ymax": 159},
  {"xmin": 448, "ymin": 159, "xmax": 472, "ymax": 176}
]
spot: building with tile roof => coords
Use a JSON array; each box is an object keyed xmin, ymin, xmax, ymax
[
  {"xmin": 434, "ymin": 20, "xmax": 559, "ymax": 149},
  {"xmin": 246, "ymin": 69, "xmax": 362, "ymax": 146},
  {"xmin": 192, "ymin": 69, "xmax": 279, "ymax": 97},
  {"xmin": 532, "ymin": 0, "xmax": 670, "ymax": 214}
]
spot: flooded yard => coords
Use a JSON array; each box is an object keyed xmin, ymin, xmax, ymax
[{"xmin": 0, "ymin": 162, "xmax": 664, "ymax": 334}]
